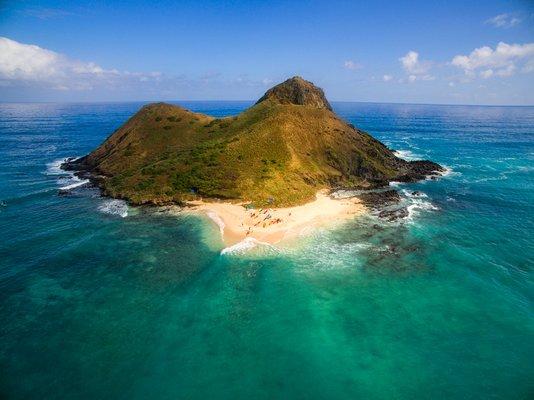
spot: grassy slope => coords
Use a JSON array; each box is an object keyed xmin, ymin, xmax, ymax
[{"xmin": 83, "ymin": 101, "xmax": 406, "ymax": 206}]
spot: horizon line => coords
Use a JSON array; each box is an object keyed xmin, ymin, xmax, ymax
[{"xmin": 1, "ymin": 99, "xmax": 534, "ymax": 108}]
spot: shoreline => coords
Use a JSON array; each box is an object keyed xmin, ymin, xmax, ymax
[
  {"xmin": 57, "ymin": 159, "xmax": 449, "ymax": 247},
  {"xmin": 184, "ymin": 190, "xmax": 367, "ymax": 246}
]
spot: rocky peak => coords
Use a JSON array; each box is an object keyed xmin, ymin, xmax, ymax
[{"xmin": 255, "ymin": 76, "xmax": 332, "ymax": 111}]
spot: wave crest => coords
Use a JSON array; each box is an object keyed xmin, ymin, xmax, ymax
[{"xmin": 221, "ymin": 237, "xmax": 278, "ymax": 256}]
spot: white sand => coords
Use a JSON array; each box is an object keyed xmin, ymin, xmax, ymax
[{"xmin": 185, "ymin": 190, "xmax": 366, "ymax": 245}]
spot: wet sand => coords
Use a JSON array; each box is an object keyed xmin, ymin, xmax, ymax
[{"xmin": 185, "ymin": 190, "xmax": 366, "ymax": 246}]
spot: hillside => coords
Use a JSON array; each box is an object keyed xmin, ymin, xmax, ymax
[{"xmin": 65, "ymin": 76, "xmax": 443, "ymax": 206}]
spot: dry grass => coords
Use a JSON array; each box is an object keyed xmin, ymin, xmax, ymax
[{"xmin": 84, "ymin": 100, "xmax": 405, "ymax": 206}]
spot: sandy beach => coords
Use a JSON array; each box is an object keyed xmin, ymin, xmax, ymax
[{"xmin": 185, "ymin": 190, "xmax": 366, "ymax": 246}]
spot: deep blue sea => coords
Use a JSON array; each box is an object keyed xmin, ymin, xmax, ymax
[{"xmin": 0, "ymin": 101, "xmax": 533, "ymax": 399}]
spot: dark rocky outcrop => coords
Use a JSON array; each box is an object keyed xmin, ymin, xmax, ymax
[
  {"xmin": 357, "ymin": 190, "xmax": 402, "ymax": 209},
  {"xmin": 255, "ymin": 76, "xmax": 332, "ymax": 111},
  {"xmin": 357, "ymin": 189, "xmax": 409, "ymax": 222},
  {"xmin": 378, "ymin": 207, "xmax": 409, "ymax": 221},
  {"xmin": 395, "ymin": 160, "xmax": 443, "ymax": 182}
]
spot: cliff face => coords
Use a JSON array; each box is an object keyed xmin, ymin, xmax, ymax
[{"xmin": 66, "ymin": 76, "xmax": 442, "ymax": 206}]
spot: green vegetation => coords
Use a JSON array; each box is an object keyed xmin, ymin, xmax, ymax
[{"xmin": 78, "ymin": 77, "xmax": 427, "ymax": 206}]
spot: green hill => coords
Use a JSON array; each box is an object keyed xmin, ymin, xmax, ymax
[{"xmin": 66, "ymin": 77, "xmax": 442, "ymax": 206}]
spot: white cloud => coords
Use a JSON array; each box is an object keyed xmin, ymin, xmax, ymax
[
  {"xmin": 451, "ymin": 42, "xmax": 534, "ymax": 78},
  {"xmin": 485, "ymin": 13, "xmax": 521, "ymax": 28},
  {"xmin": 399, "ymin": 51, "xmax": 431, "ymax": 75},
  {"xmin": 0, "ymin": 37, "xmax": 285, "ymax": 101},
  {"xmin": 382, "ymin": 74, "xmax": 393, "ymax": 82},
  {"xmin": 0, "ymin": 36, "xmax": 162, "ymax": 90},
  {"xmin": 343, "ymin": 60, "xmax": 361, "ymax": 70},
  {"xmin": 399, "ymin": 51, "xmax": 434, "ymax": 82}
]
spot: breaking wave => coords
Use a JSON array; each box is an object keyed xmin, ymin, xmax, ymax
[
  {"xmin": 404, "ymin": 192, "xmax": 439, "ymax": 221},
  {"xmin": 98, "ymin": 199, "xmax": 128, "ymax": 218},
  {"xmin": 435, "ymin": 165, "xmax": 460, "ymax": 179},
  {"xmin": 220, "ymin": 237, "xmax": 278, "ymax": 256},
  {"xmin": 46, "ymin": 157, "xmax": 87, "ymax": 192},
  {"xmin": 59, "ymin": 178, "xmax": 89, "ymax": 191},
  {"xmin": 45, "ymin": 158, "xmax": 68, "ymax": 176},
  {"xmin": 394, "ymin": 149, "xmax": 423, "ymax": 161}
]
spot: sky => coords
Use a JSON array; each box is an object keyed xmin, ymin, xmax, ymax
[{"xmin": 0, "ymin": 0, "xmax": 533, "ymax": 105}]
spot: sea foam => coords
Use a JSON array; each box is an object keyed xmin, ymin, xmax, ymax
[
  {"xmin": 59, "ymin": 178, "xmax": 89, "ymax": 191},
  {"xmin": 46, "ymin": 157, "xmax": 87, "ymax": 192},
  {"xmin": 207, "ymin": 211, "xmax": 225, "ymax": 237},
  {"xmin": 435, "ymin": 165, "xmax": 460, "ymax": 179},
  {"xmin": 45, "ymin": 158, "xmax": 68, "ymax": 176},
  {"xmin": 98, "ymin": 199, "xmax": 128, "ymax": 218},
  {"xmin": 405, "ymin": 197, "xmax": 439, "ymax": 221},
  {"xmin": 394, "ymin": 149, "xmax": 423, "ymax": 161},
  {"xmin": 220, "ymin": 237, "xmax": 278, "ymax": 256}
]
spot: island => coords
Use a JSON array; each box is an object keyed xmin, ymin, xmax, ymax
[{"xmin": 64, "ymin": 76, "xmax": 443, "ymax": 245}]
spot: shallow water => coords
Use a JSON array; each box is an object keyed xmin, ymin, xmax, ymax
[{"xmin": 0, "ymin": 101, "xmax": 533, "ymax": 399}]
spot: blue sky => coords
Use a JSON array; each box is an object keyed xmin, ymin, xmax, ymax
[{"xmin": 1, "ymin": 0, "xmax": 533, "ymax": 104}]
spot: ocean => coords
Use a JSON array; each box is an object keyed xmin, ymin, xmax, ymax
[{"xmin": 0, "ymin": 101, "xmax": 533, "ymax": 399}]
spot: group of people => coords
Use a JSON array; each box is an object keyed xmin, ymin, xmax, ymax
[{"xmin": 244, "ymin": 208, "xmax": 284, "ymax": 236}]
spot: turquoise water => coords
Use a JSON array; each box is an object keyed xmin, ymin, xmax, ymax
[{"xmin": 0, "ymin": 102, "xmax": 533, "ymax": 399}]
